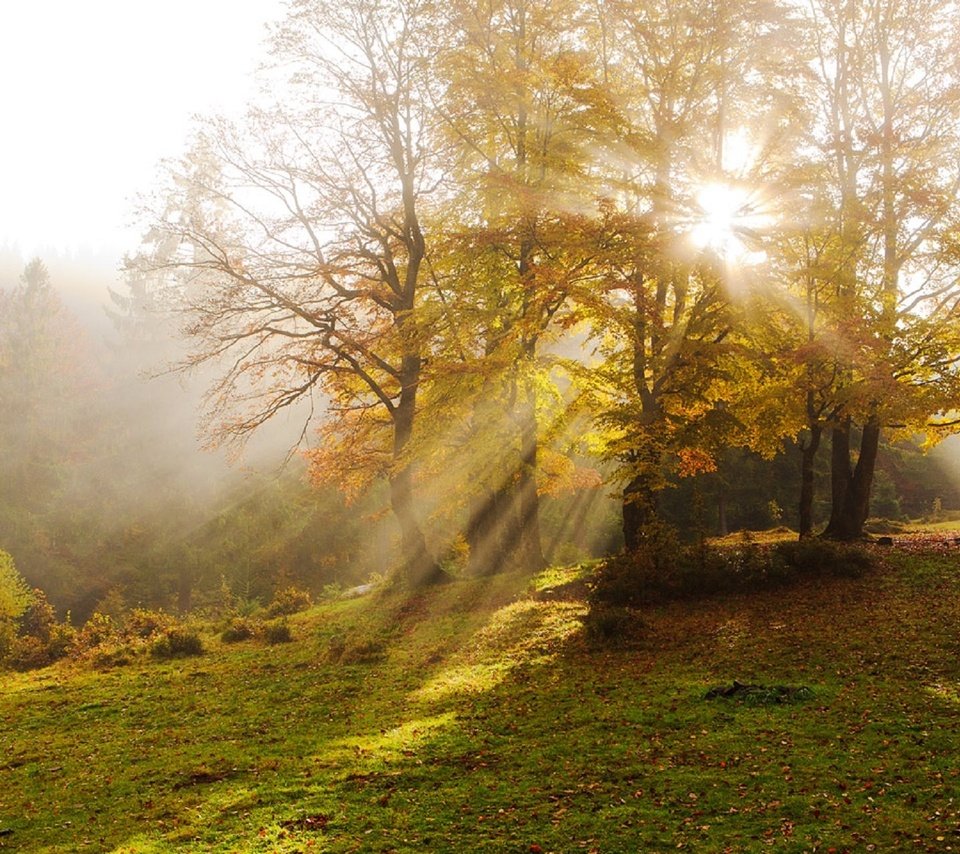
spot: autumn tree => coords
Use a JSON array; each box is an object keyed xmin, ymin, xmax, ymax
[
  {"xmin": 0, "ymin": 260, "xmax": 106, "ymax": 611},
  {"xmin": 423, "ymin": 0, "xmax": 605, "ymax": 573},
  {"xmin": 0, "ymin": 549, "xmax": 31, "ymax": 661},
  {"xmin": 578, "ymin": 0, "xmax": 793, "ymax": 549},
  {"xmin": 789, "ymin": 0, "xmax": 960, "ymax": 540},
  {"xmin": 135, "ymin": 0, "xmax": 447, "ymax": 583}
]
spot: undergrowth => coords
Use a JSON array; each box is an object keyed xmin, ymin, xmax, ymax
[{"xmin": 590, "ymin": 530, "xmax": 877, "ymax": 611}]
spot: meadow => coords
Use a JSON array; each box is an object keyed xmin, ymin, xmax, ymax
[{"xmin": 3, "ymin": 543, "xmax": 960, "ymax": 852}]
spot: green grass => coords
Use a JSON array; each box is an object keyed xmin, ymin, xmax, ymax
[{"xmin": 3, "ymin": 550, "xmax": 960, "ymax": 852}]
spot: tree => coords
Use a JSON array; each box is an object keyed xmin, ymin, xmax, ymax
[
  {"xmin": 580, "ymin": 0, "xmax": 793, "ymax": 549},
  {"xmin": 0, "ymin": 260, "xmax": 104, "ymax": 611},
  {"xmin": 0, "ymin": 548, "xmax": 32, "ymax": 662},
  {"xmin": 423, "ymin": 0, "xmax": 605, "ymax": 573},
  {"xmin": 136, "ymin": 0, "xmax": 447, "ymax": 584},
  {"xmin": 792, "ymin": 0, "xmax": 960, "ymax": 540},
  {"xmin": 0, "ymin": 548, "xmax": 31, "ymax": 624}
]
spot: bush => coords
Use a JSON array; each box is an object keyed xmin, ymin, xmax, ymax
[
  {"xmin": 590, "ymin": 522, "xmax": 684, "ymax": 607},
  {"xmin": 773, "ymin": 539, "xmax": 875, "ymax": 579},
  {"xmin": 19, "ymin": 590, "xmax": 57, "ymax": 642},
  {"xmin": 221, "ymin": 617, "xmax": 259, "ymax": 643},
  {"xmin": 261, "ymin": 620, "xmax": 292, "ymax": 644},
  {"xmin": 865, "ymin": 517, "xmax": 907, "ymax": 535},
  {"xmin": 0, "ymin": 589, "xmax": 76, "ymax": 671},
  {"xmin": 73, "ymin": 612, "xmax": 119, "ymax": 654},
  {"xmin": 123, "ymin": 608, "xmax": 174, "ymax": 639},
  {"xmin": 265, "ymin": 586, "xmax": 312, "ymax": 618},
  {"xmin": 12, "ymin": 620, "xmax": 78, "ymax": 671},
  {"xmin": 151, "ymin": 626, "xmax": 204, "ymax": 659},
  {"xmin": 325, "ymin": 629, "xmax": 386, "ymax": 664},
  {"xmin": 321, "ymin": 582, "xmax": 343, "ymax": 600},
  {"xmin": 591, "ymin": 530, "xmax": 877, "ymax": 610},
  {"xmin": 45, "ymin": 621, "xmax": 76, "ymax": 661},
  {"xmin": 7, "ymin": 635, "xmax": 52, "ymax": 671},
  {"xmin": 231, "ymin": 597, "xmax": 263, "ymax": 618},
  {"xmin": 325, "ymin": 631, "xmax": 347, "ymax": 662},
  {"xmin": 583, "ymin": 605, "xmax": 643, "ymax": 648},
  {"xmin": 90, "ymin": 641, "xmax": 137, "ymax": 670},
  {"xmin": 341, "ymin": 638, "xmax": 386, "ymax": 664}
]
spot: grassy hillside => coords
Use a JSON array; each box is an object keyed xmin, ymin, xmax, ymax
[{"xmin": 3, "ymin": 549, "xmax": 960, "ymax": 852}]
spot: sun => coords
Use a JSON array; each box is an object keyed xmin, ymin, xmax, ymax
[
  {"xmin": 689, "ymin": 182, "xmax": 768, "ymax": 265},
  {"xmin": 691, "ymin": 183, "xmax": 748, "ymax": 255}
]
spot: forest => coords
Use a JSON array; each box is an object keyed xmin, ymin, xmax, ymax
[{"xmin": 3, "ymin": 0, "xmax": 960, "ymax": 618}]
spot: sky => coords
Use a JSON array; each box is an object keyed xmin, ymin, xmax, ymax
[{"xmin": 0, "ymin": 0, "xmax": 284, "ymax": 259}]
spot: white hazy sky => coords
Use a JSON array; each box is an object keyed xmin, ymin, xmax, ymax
[{"xmin": 0, "ymin": 0, "xmax": 285, "ymax": 258}]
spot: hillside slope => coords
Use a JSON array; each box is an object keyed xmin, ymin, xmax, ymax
[{"xmin": 2, "ymin": 552, "xmax": 960, "ymax": 852}]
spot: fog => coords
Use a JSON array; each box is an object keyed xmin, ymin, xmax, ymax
[
  {"xmin": 3, "ymin": 0, "xmax": 960, "ymax": 628},
  {"xmin": 0, "ymin": 247, "xmax": 388, "ymax": 619}
]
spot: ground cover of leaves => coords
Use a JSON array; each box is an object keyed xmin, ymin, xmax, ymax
[{"xmin": 3, "ymin": 547, "xmax": 960, "ymax": 852}]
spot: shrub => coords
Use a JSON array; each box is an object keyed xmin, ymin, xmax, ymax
[
  {"xmin": 231, "ymin": 596, "xmax": 263, "ymax": 618},
  {"xmin": 7, "ymin": 636, "xmax": 52, "ymax": 671},
  {"xmin": 90, "ymin": 641, "xmax": 137, "ymax": 670},
  {"xmin": 0, "ymin": 620, "xmax": 15, "ymax": 665},
  {"xmin": 590, "ymin": 522, "xmax": 687, "ymax": 607},
  {"xmin": 221, "ymin": 617, "xmax": 259, "ymax": 643},
  {"xmin": 591, "ymin": 531, "xmax": 877, "ymax": 611},
  {"xmin": 151, "ymin": 626, "xmax": 204, "ymax": 659},
  {"xmin": 321, "ymin": 582, "xmax": 343, "ymax": 600},
  {"xmin": 0, "ymin": 589, "xmax": 75, "ymax": 671},
  {"xmin": 324, "ymin": 628, "xmax": 387, "ymax": 664},
  {"xmin": 123, "ymin": 608, "xmax": 175, "ymax": 639},
  {"xmin": 265, "ymin": 586, "xmax": 312, "ymax": 618},
  {"xmin": 865, "ymin": 517, "xmax": 907, "ymax": 535},
  {"xmin": 19, "ymin": 590, "xmax": 57, "ymax": 642},
  {"xmin": 583, "ymin": 605, "xmax": 643, "ymax": 648},
  {"xmin": 325, "ymin": 631, "xmax": 347, "ymax": 662},
  {"xmin": 11, "ymin": 619, "xmax": 77, "ymax": 671},
  {"xmin": 340, "ymin": 638, "xmax": 386, "ymax": 664},
  {"xmin": 73, "ymin": 612, "xmax": 119, "ymax": 654},
  {"xmin": 261, "ymin": 620, "xmax": 292, "ymax": 644},
  {"xmin": 773, "ymin": 539, "xmax": 875, "ymax": 579},
  {"xmin": 45, "ymin": 621, "xmax": 76, "ymax": 662}
]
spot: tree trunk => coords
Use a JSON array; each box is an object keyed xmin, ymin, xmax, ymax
[
  {"xmin": 177, "ymin": 565, "xmax": 193, "ymax": 614},
  {"xmin": 515, "ymin": 386, "xmax": 546, "ymax": 572},
  {"xmin": 822, "ymin": 420, "xmax": 851, "ymax": 538},
  {"xmin": 798, "ymin": 424, "xmax": 822, "ymax": 539},
  {"xmin": 844, "ymin": 416, "xmax": 880, "ymax": 536},
  {"xmin": 391, "ymin": 355, "xmax": 443, "ymax": 585},
  {"xmin": 389, "ymin": 465, "xmax": 442, "ymax": 584},
  {"xmin": 622, "ymin": 474, "xmax": 658, "ymax": 551},
  {"xmin": 822, "ymin": 417, "xmax": 880, "ymax": 541},
  {"xmin": 716, "ymin": 475, "xmax": 729, "ymax": 537},
  {"xmin": 465, "ymin": 486, "xmax": 516, "ymax": 576}
]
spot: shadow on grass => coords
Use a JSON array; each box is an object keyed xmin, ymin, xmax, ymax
[
  {"xmin": 1, "ymin": 570, "xmax": 590, "ymax": 853},
  {"xmin": 7, "ymin": 555, "xmax": 960, "ymax": 852}
]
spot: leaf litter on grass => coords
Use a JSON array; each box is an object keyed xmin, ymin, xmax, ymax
[{"xmin": 4, "ymin": 555, "xmax": 960, "ymax": 850}]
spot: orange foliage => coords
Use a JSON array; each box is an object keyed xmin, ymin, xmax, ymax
[
  {"xmin": 677, "ymin": 447, "xmax": 718, "ymax": 478},
  {"xmin": 538, "ymin": 448, "xmax": 604, "ymax": 497}
]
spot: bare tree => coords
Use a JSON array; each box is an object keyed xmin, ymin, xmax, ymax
[{"xmin": 135, "ymin": 0, "xmax": 446, "ymax": 584}]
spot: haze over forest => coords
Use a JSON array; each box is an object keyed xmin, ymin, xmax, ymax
[{"xmin": 3, "ymin": 0, "xmax": 960, "ymax": 621}]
